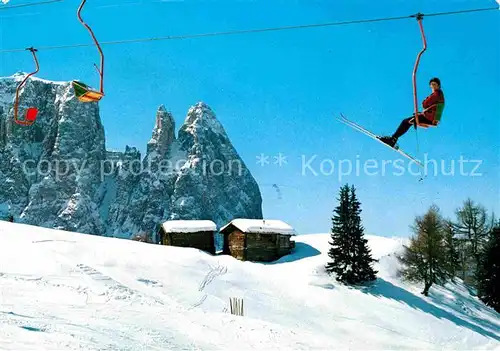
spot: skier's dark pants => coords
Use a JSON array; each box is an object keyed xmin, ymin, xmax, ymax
[{"xmin": 393, "ymin": 114, "xmax": 433, "ymax": 139}]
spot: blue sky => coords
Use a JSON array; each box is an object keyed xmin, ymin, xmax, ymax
[{"xmin": 1, "ymin": 0, "xmax": 499, "ymax": 237}]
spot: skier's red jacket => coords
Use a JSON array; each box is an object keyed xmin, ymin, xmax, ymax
[{"xmin": 422, "ymin": 89, "xmax": 445, "ymax": 122}]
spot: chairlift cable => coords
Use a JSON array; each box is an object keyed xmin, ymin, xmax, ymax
[{"xmin": 0, "ymin": 6, "xmax": 497, "ymax": 54}]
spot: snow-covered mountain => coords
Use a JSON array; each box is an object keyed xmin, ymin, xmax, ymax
[
  {"xmin": 0, "ymin": 74, "xmax": 262, "ymax": 239},
  {"xmin": 0, "ymin": 221, "xmax": 499, "ymax": 350}
]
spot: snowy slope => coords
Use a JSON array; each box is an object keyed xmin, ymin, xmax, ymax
[{"xmin": 0, "ymin": 222, "xmax": 499, "ymax": 350}]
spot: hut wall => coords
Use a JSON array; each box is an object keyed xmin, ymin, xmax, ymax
[
  {"xmin": 223, "ymin": 227, "xmax": 295, "ymax": 262},
  {"xmin": 158, "ymin": 227, "xmax": 168, "ymax": 245},
  {"xmin": 222, "ymin": 232, "xmax": 230, "ymax": 255},
  {"xmin": 227, "ymin": 229, "xmax": 246, "ymax": 260},
  {"xmin": 245, "ymin": 233, "xmax": 295, "ymax": 262},
  {"xmin": 276, "ymin": 233, "xmax": 295, "ymax": 256},
  {"xmin": 162, "ymin": 230, "xmax": 215, "ymax": 254},
  {"xmin": 245, "ymin": 233, "xmax": 276, "ymax": 262}
]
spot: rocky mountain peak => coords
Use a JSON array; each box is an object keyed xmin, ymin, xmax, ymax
[
  {"xmin": 182, "ymin": 102, "xmax": 226, "ymax": 136},
  {"xmin": 0, "ymin": 75, "xmax": 263, "ymax": 242},
  {"xmin": 146, "ymin": 105, "xmax": 175, "ymax": 160}
]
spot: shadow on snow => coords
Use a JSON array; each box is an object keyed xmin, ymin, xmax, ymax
[
  {"xmin": 362, "ymin": 278, "xmax": 500, "ymax": 341},
  {"xmin": 265, "ymin": 242, "xmax": 322, "ymax": 264}
]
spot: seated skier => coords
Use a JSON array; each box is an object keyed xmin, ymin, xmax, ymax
[{"xmin": 379, "ymin": 77, "xmax": 445, "ymax": 147}]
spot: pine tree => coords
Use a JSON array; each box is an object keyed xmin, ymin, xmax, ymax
[
  {"xmin": 399, "ymin": 205, "xmax": 449, "ymax": 296},
  {"xmin": 326, "ymin": 184, "xmax": 351, "ymax": 280},
  {"xmin": 349, "ymin": 185, "xmax": 377, "ymax": 282},
  {"xmin": 325, "ymin": 184, "xmax": 377, "ymax": 284},
  {"xmin": 477, "ymin": 225, "xmax": 500, "ymax": 312}
]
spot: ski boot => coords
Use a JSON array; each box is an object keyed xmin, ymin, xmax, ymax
[{"xmin": 378, "ymin": 136, "xmax": 398, "ymax": 148}]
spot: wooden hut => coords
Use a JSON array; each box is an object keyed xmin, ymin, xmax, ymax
[
  {"xmin": 158, "ymin": 220, "xmax": 217, "ymax": 254},
  {"xmin": 219, "ymin": 219, "xmax": 296, "ymax": 262}
]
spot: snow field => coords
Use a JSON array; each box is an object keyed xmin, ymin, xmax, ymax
[{"xmin": 0, "ymin": 222, "xmax": 499, "ymax": 350}]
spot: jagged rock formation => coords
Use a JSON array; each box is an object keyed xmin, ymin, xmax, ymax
[
  {"xmin": 0, "ymin": 73, "xmax": 106, "ymax": 235},
  {"xmin": 0, "ymin": 74, "xmax": 263, "ymax": 240},
  {"xmin": 105, "ymin": 102, "xmax": 263, "ymax": 240}
]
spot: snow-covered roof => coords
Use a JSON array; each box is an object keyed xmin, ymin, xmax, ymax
[
  {"xmin": 220, "ymin": 219, "xmax": 296, "ymax": 235},
  {"xmin": 161, "ymin": 220, "xmax": 216, "ymax": 233}
]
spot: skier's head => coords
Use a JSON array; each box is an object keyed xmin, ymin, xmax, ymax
[{"xmin": 429, "ymin": 77, "xmax": 441, "ymax": 91}]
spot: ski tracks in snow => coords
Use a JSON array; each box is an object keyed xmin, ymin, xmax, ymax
[
  {"xmin": 198, "ymin": 262, "xmax": 228, "ymax": 292},
  {"xmin": 191, "ymin": 261, "xmax": 227, "ymax": 309},
  {"xmin": 28, "ymin": 242, "xmax": 171, "ymax": 308},
  {"xmin": 74, "ymin": 263, "xmax": 166, "ymax": 306}
]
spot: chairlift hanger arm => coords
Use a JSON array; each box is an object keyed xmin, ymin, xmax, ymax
[
  {"xmin": 76, "ymin": 0, "xmax": 104, "ymax": 95},
  {"xmin": 14, "ymin": 47, "xmax": 39, "ymax": 126},
  {"xmin": 411, "ymin": 13, "xmax": 427, "ymax": 129}
]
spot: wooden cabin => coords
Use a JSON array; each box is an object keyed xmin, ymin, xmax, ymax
[
  {"xmin": 158, "ymin": 220, "xmax": 217, "ymax": 254},
  {"xmin": 219, "ymin": 219, "xmax": 296, "ymax": 262}
]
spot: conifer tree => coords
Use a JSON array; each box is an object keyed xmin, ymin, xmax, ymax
[
  {"xmin": 477, "ymin": 225, "xmax": 500, "ymax": 312},
  {"xmin": 326, "ymin": 184, "xmax": 377, "ymax": 284},
  {"xmin": 451, "ymin": 198, "xmax": 491, "ymax": 285},
  {"xmin": 443, "ymin": 219, "xmax": 460, "ymax": 278},
  {"xmin": 348, "ymin": 185, "xmax": 377, "ymax": 282},
  {"xmin": 399, "ymin": 205, "xmax": 449, "ymax": 296},
  {"xmin": 326, "ymin": 184, "xmax": 351, "ymax": 280}
]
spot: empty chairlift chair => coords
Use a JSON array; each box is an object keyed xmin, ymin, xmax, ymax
[{"xmin": 72, "ymin": 0, "xmax": 105, "ymax": 103}]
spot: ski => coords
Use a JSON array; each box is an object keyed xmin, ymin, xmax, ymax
[{"xmin": 337, "ymin": 113, "xmax": 423, "ymax": 168}]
